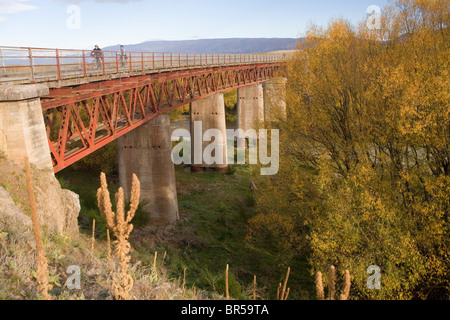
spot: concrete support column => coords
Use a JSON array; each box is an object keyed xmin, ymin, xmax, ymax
[
  {"xmin": 236, "ymin": 83, "xmax": 264, "ymax": 148},
  {"xmin": 190, "ymin": 93, "xmax": 228, "ymax": 172},
  {"xmin": 0, "ymin": 85, "xmax": 53, "ymax": 172},
  {"xmin": 117, "ymin": 115, "xmax": 179, "ymax": 224},
  {"xmin": 263, "ymin": 77, "xmax": 287, "ymax": 122}
]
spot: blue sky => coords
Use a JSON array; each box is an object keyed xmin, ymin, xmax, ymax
[{"xmin": 0, "ymin": 0, "xmax": 389, "ymax": 50}]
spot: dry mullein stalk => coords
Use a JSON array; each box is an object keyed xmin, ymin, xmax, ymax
[
  {"xmin": 25, "ymin": 157, "xmax": 51, "ymax": 300},
  {"xmin": 277, "ymin": 267, "xmax": 290, "ymax": 300},
  {"xmin": 182, "ymin": 267, "xmax": 187, "ymax": 299},
  {"xmin": 315, "ymin": 271, "xmax": 325, "ymax": 300},
  {"xmin": 328, "ymin": 265, "xmax": 335, "ymax": 300},
  {"xmin": 225, "ymin": 264, "xmax": 230, "ymax": 300},
  {"xmin": 253, "ymin": 275, "xmax": 257, "ymax": 300},
  {"xmin": 339, "ymin": 270, "xmax": 351, "ymax": 300},
  {"xmin": 97, "ymin": 172, "xmax": 140, "ymax": 300},
  {"xmin": 316, "ymin": 265, "xmax": 351, "ymax": 300},
  {"xmin": 90, "ymin": 219, "xmax": 96, "ymax": 263},
  {"xmin": 281, "ymin": 267, "xmax": 290, "ymax": 300},
  {"xmin": 284, "ymin": 288, "xmax": 290, "ymax": 300},
  {"xmin": 153, "ymin": 251, "xmax": 158, "ymax": 271},
  {"xmin": 276, "ymin": 283, "xmax": 282, "ymax": 300},
  {"xmin": 106, "ymin": 229, "xmax": 112, "ymax": 270}
]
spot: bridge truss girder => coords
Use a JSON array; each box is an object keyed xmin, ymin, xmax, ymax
[{"xmin": 41, "ymin": 63, "xmax": 281, "ymax": 172}]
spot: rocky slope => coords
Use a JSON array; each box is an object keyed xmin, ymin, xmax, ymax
[{"xmin": 0, "ymin": 156, "xmax": 79, "ymax": 237}]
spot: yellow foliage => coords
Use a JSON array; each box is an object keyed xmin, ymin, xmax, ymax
[
  {"xmin": 253, "ymin": 0, "xmax": 449, "ymax": 299},
  {"xmin": 246, "ymin": 213, "xmax": 301, "ymax": 268}
]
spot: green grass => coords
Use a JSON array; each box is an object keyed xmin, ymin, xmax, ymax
[
  {"xmin": 56, "ymin": 167, "xmax": 148, "ymax": 240},
  {"xmin": 56, "ymin": 161, "xmax": 314, "ymax": 300},
  {"xmin": 160, "ymin": 165, "xmax": 255, "ymax": 298},
  {"xmin": 162, "ymin": 165, "xmax": 314, "ymax": 300}
]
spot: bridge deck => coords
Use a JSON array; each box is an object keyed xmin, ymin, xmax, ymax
[
  {"xmin": 0, "ymin": 46, "xmax": 284, "ymax": 173},
  {"xmin": 0, "ymin": 46, "xmax": 285, "ymax": 88}
]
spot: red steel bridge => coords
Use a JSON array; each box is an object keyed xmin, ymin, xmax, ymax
[{"xmin": 0, "ymin": 46, "xmax": 285, "ymax": 172}]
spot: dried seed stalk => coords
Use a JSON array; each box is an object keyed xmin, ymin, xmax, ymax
[
  {"xmin": 339, "ymin": 270, "xmax": 351, "ymax": 300},
  {"xmin": 284, "ymin": 287, "xmax": 290, "ymax": 300},
  {"xmin": 276, "ymin": 267, "xmax": 291, "ymax": 300},
  {"xmin": 90, "ymin": 219, "xmax": 95, "ymax": 263},
  {"xmin": 106, "ymin": 228, "xmax": 112, "ymax": 270},
  {"xmin": 316, "ymin": 266, "xmax": 351, "ymax": 300},
  {"xmin": 276, "ymin": 283, "xmax": 282, "ymax": 300},
  {"xmin": 97, "ymin": 172, "xmax": 140, "ymax": 300},
  {"xmin": 280, "ymin": 267, "xmax": 290, "ymax": 300},
  {"xmin": 25, "ymin": 158, "xmax": 51, "ymax": 300},
  {"xmin": 182, "ymin": 267, "xmax": 187, "ymax": 299},
  {"xmin": 253, "ymin": 275, "xmax": 257, "ymax": 300},
  {"xmin": 153, "ymin": 251, "xmax": 158, "ymax": 271},
  {"xmin": 315, "ymin": 271, "xmax": 325, "ymax": 300},
  {"xmin": 225, "ymin": 264, "xmax": 230, "ymax": 300},
  {"xmin": 328, "ymin": 265, "xmax": 335, "ymax": 300}
]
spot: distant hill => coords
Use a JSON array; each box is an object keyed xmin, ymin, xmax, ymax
[{"xmin": 104, "ymin": 38, "xmax": 301, "ymax": 54}]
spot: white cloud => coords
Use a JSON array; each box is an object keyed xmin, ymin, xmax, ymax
[
  {"xmin": 0, "ymin": 0, "xmax": 36, "ymax": 14},
  {"xmin": 0, "ymin": 16, "xmax": 5, "ymax": 22}
]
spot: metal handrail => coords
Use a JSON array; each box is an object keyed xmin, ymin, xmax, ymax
[{"xmin": 0, "ymin": 46, "xmax": 287, "ymax": 83}]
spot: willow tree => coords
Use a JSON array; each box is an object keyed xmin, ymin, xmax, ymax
[{"xmin": 251, "ymin": 0, "xmax": 449, "ymax": 300}]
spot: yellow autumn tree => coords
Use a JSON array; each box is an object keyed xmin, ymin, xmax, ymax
[{"xmin": 251, "ymin": 0, "xmax": 449, "ymax": 299}]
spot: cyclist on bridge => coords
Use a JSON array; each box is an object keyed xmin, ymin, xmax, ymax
[
  {"xmin": 90, "ymin": 45, "xmax": 103, "ymax": 70},
  {"xmin": 118, "ymin": 45, "xmax": 128, "ymax": 67}
]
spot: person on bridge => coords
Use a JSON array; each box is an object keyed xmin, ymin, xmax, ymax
[
  {"xmin": 91, "ymin": 45, "xmax": 103, "ymax": 70},
  {"xmin": 118, "ymin": 45, "xmax": 128, "ymax": 67}
]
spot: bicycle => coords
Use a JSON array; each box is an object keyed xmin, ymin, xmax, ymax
[
  {"xmin": 93, "ymin": 57, "xmax": 102, "ymax": 70},
  {"xmin": 119, "ymin": 53, "xmax": 128, "ymax": 68},
  {"xmin": 90, "ymin": 46, "xmax": 103, "ymax": 71}
]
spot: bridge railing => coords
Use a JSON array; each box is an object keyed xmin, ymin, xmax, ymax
[{"xmin": 0, "ymin": 46, "xmax": 286, "ymax": 84}]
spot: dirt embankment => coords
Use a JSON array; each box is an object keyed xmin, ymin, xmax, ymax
[{"xmin": 0, "ymin": 156, "xmax": 80, "ymax": 237}]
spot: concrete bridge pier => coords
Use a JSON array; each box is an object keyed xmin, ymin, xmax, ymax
[
  {"xmin": 117, "ymin": 115, "xmax": 179, "ymax": 224},
  {"xmin": 263, "ymin": 77, "xmax": 287, "ymax": 122},
  {"xmin": 0, "ymin": 84, "xmax": 81, "ymax": 236},
  {"xmin": 0, "ymin": 84, "xmax": 53, "ymax": 171},
  {"xmin": 190, "ymin": 93, "xmax": 228, "ymax": 172},
  {"xmin": 236, "ymin": 83, "xmax": 265, "ymax": 148}
]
